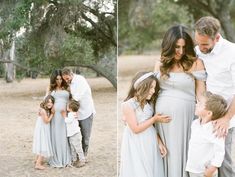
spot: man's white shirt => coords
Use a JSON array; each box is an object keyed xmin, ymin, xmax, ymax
[
  {"xmin": 70, "ymin": 74, "xmax": 96, "ymax": 120},
  {"xmin": 195, "ymin": 36, "xmax": 235, "ymax": 128}
]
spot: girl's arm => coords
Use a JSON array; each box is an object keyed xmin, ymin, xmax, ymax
[
  {"xmin": 123, "ymin": 103, "xmax": 171, "ymax": 134},
  {"xmin": 40, "ymin": 109, "xmax": 54, "ymax": 124},
  {"xmin": 157, "ymin": 134, "xmax": 167, "ymax": 157}
]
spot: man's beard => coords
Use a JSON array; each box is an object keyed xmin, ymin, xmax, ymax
[{"xmin": 201, "ymin": 47, "xmax": 213, "ymax": 54}]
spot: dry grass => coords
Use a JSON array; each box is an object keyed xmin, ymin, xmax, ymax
[{"xmin": 0, "ymin": 77, "xmax": 117, "ymax": 177}]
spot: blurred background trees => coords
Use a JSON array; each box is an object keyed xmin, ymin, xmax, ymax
[
  {"xmin": 0, "ymin": 0, "xmax": 117, "ymax": 88},
  {"xmin": 119, "ymin": 0, "xmax": 235, "ymax": 54}
]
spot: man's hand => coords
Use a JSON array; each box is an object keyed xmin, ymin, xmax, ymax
[{"xmin": 212, "ymin": 117, "xmax": 230, "ymax": 138}]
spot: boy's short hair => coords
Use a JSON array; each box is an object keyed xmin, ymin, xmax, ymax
[
  {"xmin": 203, "ymin": 91, "xmax": 227, "ymax": 120},
  {"xmin": 62, "ymin": 67, "xmax": 72, "ymax": 76},
  {"xmin": 68, "ymin": 100, "xmax": 80, "ymax": 112}
]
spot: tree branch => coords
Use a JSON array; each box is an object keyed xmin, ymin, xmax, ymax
[
  {"xmin": 0, "ymin": 59, "xmax": 41, "ymax": 73},
  {"xmin": 80, "ymin": 12, "xmax": 116, "ymax": 46},
  {"xmin": 65, "ymin": 60, "xmax": 117, "ymax": 88}
]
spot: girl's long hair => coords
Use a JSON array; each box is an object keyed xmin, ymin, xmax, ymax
[
  {"xmin": 124, "ymin": 72, "xmax": 160, "ymax": 109},
  {"xmin": 40, "ymin": 95, "xmax": 55, "ymax": 115},
  {"xmin": 160, "ymin": 25, "xmax": 196, "ymax": 79}
]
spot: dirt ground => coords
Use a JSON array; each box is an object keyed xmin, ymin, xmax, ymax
[
  {"xmin": 0, "ymin": 77, "xmax": 117, "ymax": 177},
  {"xmin": 117, "ymin": 54, "xmax": 159, "ymax": 173}
]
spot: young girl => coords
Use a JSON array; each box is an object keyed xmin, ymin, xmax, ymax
[
  {"xmin": 32, "ymin": 95, "xmax": 55, "ymax": 170},
  {"xmin": 119, "ymin": 72, "xmax": 171, "ymax": 177}
]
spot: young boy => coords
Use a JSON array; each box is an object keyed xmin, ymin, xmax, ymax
[
  {"xmin": 61, "ymin": 100, "xmax": 86, "ymax": 167},
  {"xmin": 186, "ymin": 91, "xmax": 227, "ymax": 177}
]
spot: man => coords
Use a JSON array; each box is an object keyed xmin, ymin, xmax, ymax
[
  {"xmin": 194, "ymin": 16, "xmax": 235, "ymax": 177},
  {"xmin": 62, "ymin": 68, "xmax": 96, "ymax": 162}
]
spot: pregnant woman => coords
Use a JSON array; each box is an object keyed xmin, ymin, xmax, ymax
[
  {"xmin": 154, "ymin": 25, "xmax": 206, "ymax": 177},
  {"xmin": 46, "ymin": 69, "xmax": 71, "ymax": 167}
]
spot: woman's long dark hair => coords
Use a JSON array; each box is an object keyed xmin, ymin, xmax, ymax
[
  {"xmin": 49, "ymin": 69, "xmax": 69, "ymax": 91},
  {"xmin": 160, "ymin": 25, "xmax": 196, "ymax": 79},
  {"xmin": 125, "ymin": 72, "xmax": 160, "ymax": 109}
]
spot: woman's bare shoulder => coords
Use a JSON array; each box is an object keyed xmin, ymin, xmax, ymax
[
  {"xmin": 191, "ymin": 58, "xmax": 205, "ymax": 71},
  {"xmin": 154, "ymin": 60, "xmax": 161, "ymax": 72}
]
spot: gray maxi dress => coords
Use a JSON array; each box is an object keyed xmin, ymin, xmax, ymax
[
  {"xmin": 119, "ymin": 98, "xmax": 164, "ymax": 177},
  {"xmin": 155, "ymin": 71, "xmax": 206, "ymax": 177},
  {"xmin": 49, "ymin": 90, "xmax": 71, "ymax": 167}
]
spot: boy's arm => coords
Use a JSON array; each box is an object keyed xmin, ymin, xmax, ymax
[
  {"xmin": 62, "ymin": 112, "xmax": 74, "ymax": 123},
  {"xmin": 204, "ymin": 166, "xmax": 218, "ymax": 177},
  {"xmin": 211, "ymin": 137, "xmax": 225, "ymax": 166},
  {"xmin": 204, "ymin": 136, "xmax": 225, "ymax": 177}
]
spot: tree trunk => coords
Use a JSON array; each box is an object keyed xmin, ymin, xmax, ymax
[
  {"xmin": 217, "ymin": 11, "xmax": 235, "ymax": 42},
  {"xmin": 5, "ymin": 63, "xmax": 14, "ymax": 82},
  {"xmin": 89, "ymin": 64, "xmax": 117, "ymax": 89},
  {"xmin": 95, "ymin": 51, "xmax": 116, "ymax": 88},
  {"xmin": 3, "ymin": 49, "xmax": 14, "ymax": 83},
  {"xmin": 5, "ymin": 39, "xmax": 16, "ymax": 82}
]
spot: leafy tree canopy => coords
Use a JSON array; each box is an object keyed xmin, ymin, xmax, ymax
[{"xmin": 0, "ymin": 0, "xmax": 117, "ymax": 88}]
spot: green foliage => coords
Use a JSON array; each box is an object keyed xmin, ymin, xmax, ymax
[
  {"xmin": 15, "ymin": 33, "xmax": 62, "ymax": 76},
  {"xmin": 0, "ymin": 0, "xmax": 116, "ymax": 87},
  {"xmin": 62, "ymin": 34, "xmax": 95, "ymax": 65},
  {"xmin": 152, "ymin": 1, "xmax": 193, "ymax": 32},
  {"xmin": 0, "ymin": 0, "xmax": 31, "ymax": 41},
  {"xmin": 231, "ymin": 2, "xmax": 235, "ymax": 29},
  {"xmin": 17, "ymin": 30, "xmax": 96, "ymax": 74},
  {"xmin": 119, "ymin": 0, "xmax": 193, "ymax": 54},
  {"xmin": 59, "ymin": 0, "xmax": 83, "ymax": 4}
]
